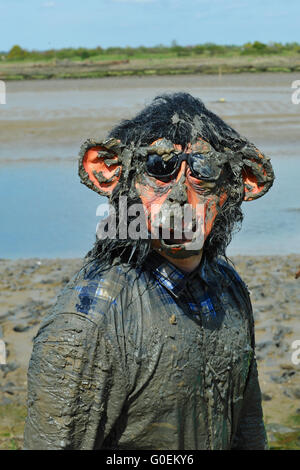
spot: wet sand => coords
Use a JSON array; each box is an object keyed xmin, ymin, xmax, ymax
[
  {"xmin": 2, "ymin": 73, "xmax": 300, "ymax": 159},
  {"xmin": 0, "ymin": 255, "xmax": 299, "ymax": 449}
]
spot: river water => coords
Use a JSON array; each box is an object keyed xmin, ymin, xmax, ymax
[{"xmin": 0, "ymin": 74, "xmax": 299, "ymax": 258}]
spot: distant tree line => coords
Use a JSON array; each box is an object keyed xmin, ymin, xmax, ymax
[{"xmin": 3, "ymin": 41, "xmax": 300, "ymax": 61}]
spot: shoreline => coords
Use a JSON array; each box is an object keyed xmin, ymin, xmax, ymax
[
  {"xmin": 1, "ymin": 55, "xmax": 300, "ymax": 81},
  {"xmin": 2, "ymin": 67, "xmax": 300, "ymax": 82},
  {"xmin": 1, "ymin": 255, "xmax": 300, "ymax": 449}
]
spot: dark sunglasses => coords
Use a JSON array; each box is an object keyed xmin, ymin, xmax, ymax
[{"xmin": 146, "ymin": 152, "xmax": 223, "ymax": 181}]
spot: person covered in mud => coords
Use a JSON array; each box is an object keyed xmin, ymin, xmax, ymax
[{"xmin": 24, "ymin": 93, "xmax": 274, "ymax": 450}]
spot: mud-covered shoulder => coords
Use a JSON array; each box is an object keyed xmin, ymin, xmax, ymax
[
  {"xmin": 45, "ymin": 261, "xmax": 136, "ymax": 325},
  {"xmin": 216, "ymin": 257, "xmax": 253, "ymax": 320},
  {"xmin": 217, "ymin": 257, "xmax": 249, "ymax": 291},
  {"xmin": 32, "ymin": 260, "xmax": 144, "ymax": 347}
]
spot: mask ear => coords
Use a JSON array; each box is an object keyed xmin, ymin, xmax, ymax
[
  {"xmin": 78, "ymin": 138, "xmax": 122, "ymax": 196},
  {"xmin": 241, "ymin": 147, "xmax": 275, "ymax": 201}
]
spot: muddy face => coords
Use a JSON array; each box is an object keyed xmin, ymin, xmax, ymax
[{"xmin": 135, "ymin": 138, "xmax": 228, "ymax": 259}]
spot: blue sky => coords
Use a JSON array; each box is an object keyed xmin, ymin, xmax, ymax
[{"xmin": 1, "ymin": 0, "xmax": 299, "ymax": 52}]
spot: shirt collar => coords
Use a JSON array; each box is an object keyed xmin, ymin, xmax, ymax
[{"xmin": 146, "ymin": 250, "xmax": 222, "ymax": 299}]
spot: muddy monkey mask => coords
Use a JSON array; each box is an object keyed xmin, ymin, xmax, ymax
[{"xmin": 78, "ymin": 93, "xmax": 274, "ymax": 260}]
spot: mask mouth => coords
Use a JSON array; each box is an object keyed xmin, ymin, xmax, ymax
[
  {"xmin": 162, "ymin": 231, "xmax": 193, "ymax": 246},
  {"xmin": 160, "ymin": 235, "xmax": 204, "ymax": 254},
  {"xmin": 158, "ymin": 218, "xmax": 200, "ymax": 247}
]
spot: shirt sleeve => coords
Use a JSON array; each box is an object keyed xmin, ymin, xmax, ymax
[
  {"xmin": 231, "ymin": 356, "xmax": 268, "ymax": 450},
  {"xmin": 231, "ymin": 278, "xmax": 268, "ymax": 450},
  {"xmin": 24, "ymin": 312, "xmax": 129, "ymax": 450}
]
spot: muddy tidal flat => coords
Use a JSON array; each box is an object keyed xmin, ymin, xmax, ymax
[{"xmin": 0, "ymin": 255, "xmax": 299, "ymax": 450}]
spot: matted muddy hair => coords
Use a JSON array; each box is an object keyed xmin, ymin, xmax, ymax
[
  {"xmin": 85, "ymin": 92, "xmax": 262, "ymax": 272},
  {"xmin": 108, "ymin": 92, "xmax": 244, "ymax": 151}
]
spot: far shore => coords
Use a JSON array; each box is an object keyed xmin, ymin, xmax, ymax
[{"xmin": 1, "ymin": 54, "xmax": 300, "ymax": 81}]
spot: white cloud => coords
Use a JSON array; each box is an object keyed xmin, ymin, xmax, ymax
[{"xmin": 43, "ymin": 1, "xmax": 55, "ymax": 7}]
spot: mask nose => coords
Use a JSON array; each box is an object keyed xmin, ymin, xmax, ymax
[
  {"xmin": 167, "ymin": 185, "xmax": 187, "ymax": 205},
  {"xmin": 166, "ymin": 162, "xmax": 188, "ymax": 205}
]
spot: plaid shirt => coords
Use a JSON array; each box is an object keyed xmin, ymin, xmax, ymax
[
  {"xmin": 24, "ymin": 251, "xmax": 267, "ymax": 450},
  {"xmin": 74, "ymin": 251, "xmax": 247, "ymax": 326}
]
